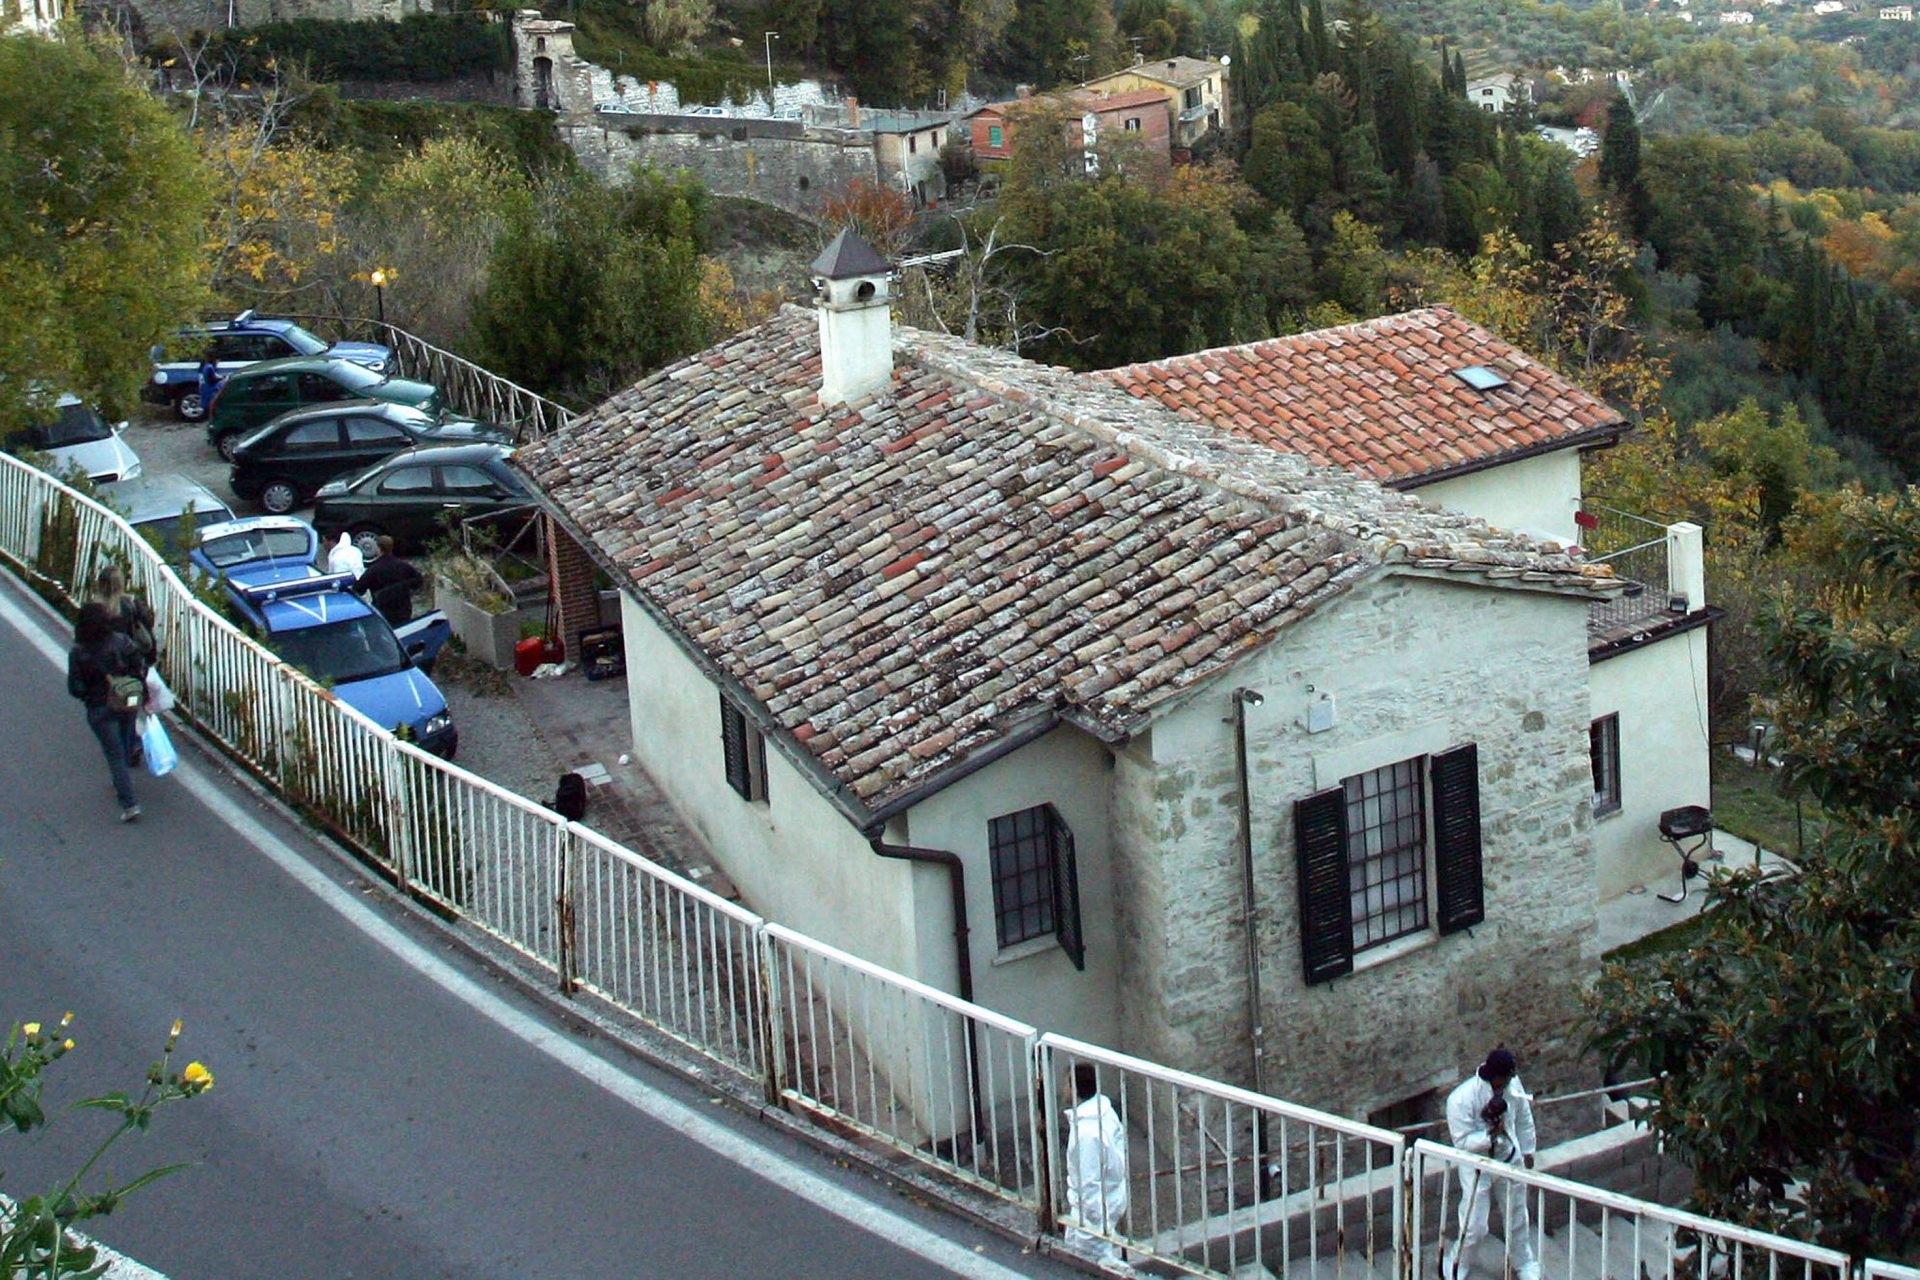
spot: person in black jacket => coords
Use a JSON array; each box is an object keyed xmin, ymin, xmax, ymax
[
  {"xmin": 354, "ymin": 535, "xmax": 424, "ymax": 627},
  {"xmin": 68, "ymin": 601, "xmax": 149, "ymax": 822}
]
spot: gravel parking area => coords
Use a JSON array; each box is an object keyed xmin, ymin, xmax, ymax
[{"xmin": 120, "ymin": 411, "xmax": 297, "ymax": 518}]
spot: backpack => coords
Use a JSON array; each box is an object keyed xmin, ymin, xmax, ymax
[
  {"xmin": 101, "ymin": 634, "xmax": 148, "ymax": 713},
  {"xmin": 119, "ymin": 597, "xmax": 157, "ymax": 661},
  {"xmin": 107, "ymin": 673, "xmax": 145, "ymax": 714}
]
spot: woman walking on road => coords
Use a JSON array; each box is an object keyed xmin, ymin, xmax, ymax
[{"xmin": 68, "ymin": 601, "xmax": 150, "ymax": 822}]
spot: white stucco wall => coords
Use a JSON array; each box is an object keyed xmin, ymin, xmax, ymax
[
  {"xmin": 1110, "ymin": 572, "xmax": 1599, "ymax": 1120},
  {"xmin": 902, "ymin": 725, "xmax": 1121, "ymax": 1048},
  {"xmin": 1588, "ymin": 625, "xmax": 1712, "ymax": 901},
  {"xmin": 617, "ymin": 594, "xmax": 925, "ymax": 981},
  {"xmin": 1413, "ymin": 448, "xmax": 1583, "ymax": 545}
]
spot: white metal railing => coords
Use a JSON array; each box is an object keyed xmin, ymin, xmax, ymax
[
  {"xmin": 1412, "ymin": 1141, "xmax": 1850, "ymax": 1280},
  {"xmin": 277, "ymin": 314, "xmax": 576, "ymax": 441},
  {"xmin": 1041, "ymin": 1036, "xmax": 1404, "ymax": 1279},
  {"xmin": 1866, "ymin": 1262, "xmax": 1920, "ymax": 1280},
  {"xmin": 762, "ymin": 924, "xmax": 1041, "ymax": 1206},
  {"xmin": 567, "ymin": 825, "xmax": 766, "ymax": 1080},
  {"xmin": 10, "ymin": 453, "xmax": 1919, "ymax": 1278}
]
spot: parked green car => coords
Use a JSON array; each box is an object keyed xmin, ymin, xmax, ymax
[{"xmin": 205, "ymin": 356, "xmax": 442, "ymax": 460}]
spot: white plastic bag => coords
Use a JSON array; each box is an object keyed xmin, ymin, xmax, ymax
[
  {"xmin": 144, "ymin": 667, "xmax": 175, "ymax": 714},
  {"xmin": 139, "ymin": 713, "xmax": 178, "ymax": 778}
]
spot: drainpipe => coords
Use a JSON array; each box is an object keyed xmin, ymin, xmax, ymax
[
  {"xmin": 1231, "ymin": 687, "xmax": 1269, "ymax": 1098},
  {"xmin": 868, "ymin": 836, "xmax": 984, "ymax": 1133},
  {"xmin": 1231, "ymin": 686, "xmax": 1274, "ymax": 1196}
]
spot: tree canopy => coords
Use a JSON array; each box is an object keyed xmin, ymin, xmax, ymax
[{"xmin": 0, "ymin": 35, "xmax": 209, "ymax": 429}]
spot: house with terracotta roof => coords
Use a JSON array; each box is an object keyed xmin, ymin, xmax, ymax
[
  {"xmin": 966, "ymin": 87, "xmax": 1174, "ymax": 167},
  {"xmin": 514, "ymin": 231, "xmax": 1630, "ymax": 1124},
  {"xmin": 1082, "ymin": 55, "xmax": 1230, "ymax": 150},
  {"xmin": 1099, "ymin": 313, "xmax": 1716, "ymax": 906}
]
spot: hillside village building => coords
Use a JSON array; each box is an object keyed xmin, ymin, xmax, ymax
[
  {"xmin": 514, "ymin": 234, "xmax": 1699, "ymax": 1123},
  {"xmin": 1081, "ymin": 55, "xmax": 1231, "ymax": 150}
]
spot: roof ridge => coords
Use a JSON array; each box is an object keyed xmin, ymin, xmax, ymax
[
  {"xmin": 893, "ymin": 324, "xmax": 1605, "ymax": 583},
  {"xmin": 1098, "ymin": 307, "xmax": 1451, "ymax": 377}
]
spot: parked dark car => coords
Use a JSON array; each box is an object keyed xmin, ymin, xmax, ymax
[
  {"xmin": 206, "ymin": 357, "xmax": 442, "ymax": 459},
  {"xmin": 312, "ymin": 443, "xmax": 537, "ymax": 550},
  {"xmin": 226, "ymin": 401, "xmax": 510, "ymax": 515},
  {"xmin": 144, "ymin": 310, "xmax": 391, "ymax": 421}
]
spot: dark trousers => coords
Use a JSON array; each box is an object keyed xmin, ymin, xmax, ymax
[{"xmin": 87, "ymin": 703, "xmax": 139, "ymax": 810}]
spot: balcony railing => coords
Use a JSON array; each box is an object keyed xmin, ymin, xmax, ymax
[{"xmin": 1583, "ymin": 507, "xmax": 1687, "ymax": 639}]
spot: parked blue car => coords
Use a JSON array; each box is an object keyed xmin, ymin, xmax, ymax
[
  {"xmin": 189, "ymin": 516, "xmax": 458, "ymax": 758},
  {"xmin": 145, "ymin": 311, "xmax": 393, "ymax": 422}
]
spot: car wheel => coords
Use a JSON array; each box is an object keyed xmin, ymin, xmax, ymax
[
  {"xmin": 351, "ymin": 524, "xmax": 383, "ymax": 558},
  {"xmin": 215, "ymin": 431, "xmax": 243, "ymax": 462},
  {"xmin": 260, "ymin": 480, "xmax": 300, "ymax": 515},
  {"xmin": 177, "ymin": 392, "xmax": 206, "ymax": 422}
]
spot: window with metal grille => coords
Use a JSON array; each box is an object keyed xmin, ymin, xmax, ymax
[
  {"xmin": 719, "ymin": 693, "xmax": 768, "ymax": 802},
  {"xmin": 987, "ymin": 803, "xmax": 1084, "ymax": 967},
  {"xmin": 1590, "ymin": 714, "xmax": 1621, "ymax": 816},
  {"xmin": 1296, "ymin": 744, "xmax": 1482, "ymax": 983},
  {"xmin": 1345, "ymin": 758, "xmax": 1431, "ymax": 950},
  {"xmin": 988, "ymin": 124, "xmax": 1003, "ymax": 148},
  {"xmin": 1124, "ymin": 117, "xmax": 1141, "ymax": 131}
]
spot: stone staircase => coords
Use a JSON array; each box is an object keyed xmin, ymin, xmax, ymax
[{"xmin": 1224, "ymin": 1211, "xmax": 1689, "ymax": 1280}]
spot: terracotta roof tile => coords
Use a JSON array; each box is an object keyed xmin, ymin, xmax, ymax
[
  {"xmin": 516, "ymin": 306, "xmax": 1620, "ymax": 820},
  {"xmin": 1097, "ymin": 308, "xmax": 1625, "ymax": 486}
]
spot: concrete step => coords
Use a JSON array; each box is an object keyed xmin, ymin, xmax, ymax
[{"xmin": 1556, "ymin": 1214, "xmax": 1678, "ymax": 1280}]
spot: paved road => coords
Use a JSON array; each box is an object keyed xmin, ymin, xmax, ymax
[{"xmin": 0, "ymin": 572, "xmax": 1071, "ymax": 1280}]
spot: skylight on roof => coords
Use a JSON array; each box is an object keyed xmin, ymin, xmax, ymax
[{"xmin": 1452, "ymin": 365, "xmax": 1510, "ymax": 392}]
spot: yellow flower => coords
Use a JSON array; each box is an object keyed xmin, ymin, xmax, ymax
[
  {"xmin": 170, "ymin": 1020, "xmax": 183, "ymax": 1037},
  {"xmin": 61, "ymin": 1040, "xmax": 73, "ymax": 1052},
  {"xmin": 22, "ymin": 1023, "xmax": 39, "ymax": 1036},
  {"xmin": 182, "ymin": 1062, "xmax": 213, "ymax": 1091},
  {"xmin": 60, "ymin": 1012, "xmax": 73, "ymax": 1027}
]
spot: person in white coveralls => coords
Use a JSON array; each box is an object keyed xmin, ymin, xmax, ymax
[
  {"xmin": 1443, "ymin": 1048, "xmax": 1541, "ymax": 1280},
  {"xmin": 1063, "ymin": 1062, "xmax": 1130, "ymax": 1269}
]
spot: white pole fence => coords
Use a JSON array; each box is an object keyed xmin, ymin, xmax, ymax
[{"xmin": 8, "ymin": 452, "xmax": 1919, "ymax": 1280}]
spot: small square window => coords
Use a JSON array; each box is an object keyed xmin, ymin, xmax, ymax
[
  {"xmin": 1124, "ymin": 117, "xmax": 1141, "ymax": 132},
  {"xmin": 987, "ymin": 803, "xmax": 1085, "ymax": 967},
  {"xmin": 1590, "ymin": 714, "xmax": 1621, "ymax": 816},
  {"xmin": 720, "ymin": 694, "xmax": 769, "ymax": 803}
]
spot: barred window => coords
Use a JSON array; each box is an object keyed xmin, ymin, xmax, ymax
[
  {"xmin": 987, "ymin": 804, "xmax": 1085, "ymax": 967},
  {"xmin": 1590, "ymin": 714, "xmax": 1621, "ymax": 816},
  {"xmin": 1344, "ymin": 759, "xmax": 1431, "ymax": 951}
]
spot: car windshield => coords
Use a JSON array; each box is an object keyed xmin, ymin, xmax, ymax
[
  {"xmin": 198, "ymin": 526, "xmax": 313, "ymax": 567},
  {"xmin": 284, "ymin": 325, "xmax": 330, "ymax": 356},
  {"xmin": 268, "ymin": 613, "xmax": 410, "ymax": 684},
  {"xmin": 334, "ymin": 363, "xmax": 387, "ymax": 393},
  {"xmin": 36, "ymin": 403, "xmax": 111, "ymax": 447}
]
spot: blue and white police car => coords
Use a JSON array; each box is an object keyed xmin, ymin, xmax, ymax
[{"xmin": 190, "ymin": 516, "xmax": 458, "ymax": 758}]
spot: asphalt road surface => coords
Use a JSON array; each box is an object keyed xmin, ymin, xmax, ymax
[{"xmin": 0, "ymin": 570, "xmax": 1073, "ymax": 1280}]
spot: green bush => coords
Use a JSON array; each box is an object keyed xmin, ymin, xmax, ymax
[{"xmin": 168, "ymin": 14, "xmax": 510, "ymax": 84}]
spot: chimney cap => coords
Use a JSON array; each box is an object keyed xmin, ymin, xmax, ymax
[{"xmin": 811, "ymin": 227, "xmax": 891, "ymax": 280}]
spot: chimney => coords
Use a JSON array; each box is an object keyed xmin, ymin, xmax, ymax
[
  {"xmin": 1133, "ymin": 51, "xmax": 1145, "ymax": 66},
  {"xmin": 1165, "ymin": 59, "xmax": 1177, "ymax": 72},
  {"xmin": 811, "ymin": 228, "xmax": 894, "ymax": 407},
  {"xmin": 1015, "ymin": 84, "xmax": 1032, "ymax": 99},
  {"xmin": 846, "ymin": 96, "xmax": 860, "ymax": 127}
]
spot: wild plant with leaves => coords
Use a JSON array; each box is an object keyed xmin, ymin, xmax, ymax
[
  {"xmin": 1587, "ymin": 488, "xmax": 1920, "ymax": 1255},
  {"xmin": 2, "ymin": 1017, "xmax": 214, "ymax": 1279}
]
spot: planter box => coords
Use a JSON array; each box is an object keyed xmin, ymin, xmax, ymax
[{"xmin": 436, "ymin": 583, "xmax": 520, "ymax": 669}]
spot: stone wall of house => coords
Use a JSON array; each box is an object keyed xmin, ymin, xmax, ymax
[
  {"xmin": 1110, "ymin": 571, "xmax": 1600, "ymax": 1123},
  {"xmin": 561, "ymin": 113, "xmax": 877, "ymax": 219}
]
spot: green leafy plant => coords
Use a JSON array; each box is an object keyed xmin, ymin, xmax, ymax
[{"xmin": 2, "ymin": 1017, "xmax": 214, "ymax": 1279}]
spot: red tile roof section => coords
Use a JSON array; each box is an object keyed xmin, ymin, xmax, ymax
[
  {"xmin": 515, "ymin": 307, "xmax": 1621, "ymax": 819},
  {"xmin": 1097, "ymin": 308, "xmax": 1626, "ymax": 487}
]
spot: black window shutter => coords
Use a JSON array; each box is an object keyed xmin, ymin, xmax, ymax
[
  {"xmin": 1432, "ymin": 743, "xmax": 1485, "ymax": 934},
  {"xmin": 720, "ymin": 695, "xmax": 752, "ymax": 799},
  {"xmin": 1048, "ymin": 806, "xmax": 1086, "ymax": 971},
  {"xmin": 1294, "ymin": 787, "xmax": 1353, "ymax": 985}
]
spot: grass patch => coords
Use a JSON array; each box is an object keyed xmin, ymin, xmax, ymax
[
  {"xmin": 564, "ymin": 0, "xmax": 802, "ymax": 105},
  {"xmin": 1711, "ymin": 751, "xmax": 1826, "ymax": 860},
  {"xmin": 1602, "ymin": 910, "xmax": 1714, "ymax": 966}
]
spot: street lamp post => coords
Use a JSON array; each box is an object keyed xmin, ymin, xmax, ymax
[
  {"xmin": 370, "ymin": 268, "xmax": 390, "ymax": 327},
  {"xmin": 764, "ymin": 31, "xmax": 779, "ymax": 110}
]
